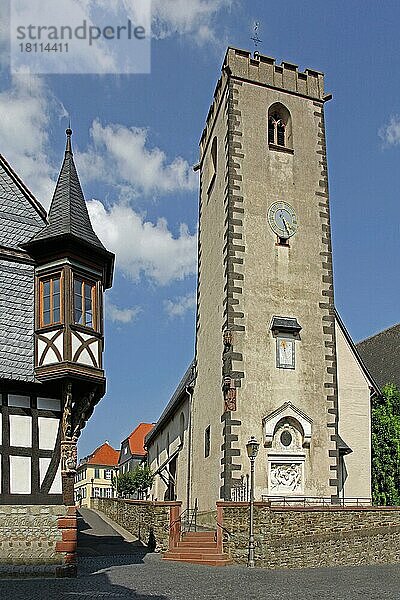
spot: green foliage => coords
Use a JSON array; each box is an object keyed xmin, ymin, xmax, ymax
[
  {"xmin": 113, "ymin": 465, "xmax": 154, "ymax": 498},
  {"xmin": 372, "ymin": 383, "xmax": 400, "ymax": 506}
]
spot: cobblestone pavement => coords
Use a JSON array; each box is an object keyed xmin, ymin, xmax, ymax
[
  {"xmin": 0, "ymin": 554, "xmax": 399, "ymax": 600},
  {"xmin": 0, "ymin": 509, "xmax": 399, "ymax": 599}
]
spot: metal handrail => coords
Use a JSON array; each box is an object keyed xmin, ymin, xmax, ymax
[
  {"xmin": 186, "ymin": 498, "xmax": 198, "ymax": 533},
  {"xmin": 216, "ymin": 521, "xmax": 232, "ymax": 536},
  {"xmin": 168, "ymin": 498, "xmax": 198, "ymax": 534}
]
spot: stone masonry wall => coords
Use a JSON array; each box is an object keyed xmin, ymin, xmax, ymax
[
  {"xmin": 220, "ymin": 502, "xmax": 400, "ymax": 569},
  {"xmin": 0, "ymin": 504, "xmax": 76, "ymax": 573},
  {"xmin": 93, "ymin": 498, "xmax": 181, "ymax": 552}
]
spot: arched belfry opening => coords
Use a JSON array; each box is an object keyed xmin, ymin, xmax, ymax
[{"xmin": 268, "ymin": 102, "xmax": 293, "ymax": 149}]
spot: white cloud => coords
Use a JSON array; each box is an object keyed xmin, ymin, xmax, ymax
[
  {"xmin": 78, "ymin": 120, "xmax": 198, "ymax": 196},
  {"xmin": 106, "ymin": 302, "xmax": 142, "ymax": 323},
  {"xmin": 0, "ymin": 75, "xmax": 62, "ymax": 207},
  {"xmin": 10, "ymin": 0, "xmax": 138, "ymax": 75},
  {"xmin": 164, "ymin": 292, "xmax": 196, "ymax": 317},
  {"xmin": 151, "ymin": 0, "xmax": 233, "ymax": 45},
  {"xmin": 0, "ymin": 72, "xmax": 198, "ymax": 287},
  {"xmin": 379, "ymin": 116, "xmax": 400, "ymax": 147},
  {"xmin": 87, "ymin": 199, "xmax": 197, "ymax": 285}
]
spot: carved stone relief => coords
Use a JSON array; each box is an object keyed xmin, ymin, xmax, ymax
[{"xmin": 270, "ymin": 462, "xmax": 302, "ymax": 493}]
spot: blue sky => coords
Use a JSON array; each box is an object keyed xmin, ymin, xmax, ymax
[{"xmin": 1, "ymin": 1, "xmax": 400, "ymax": 457}]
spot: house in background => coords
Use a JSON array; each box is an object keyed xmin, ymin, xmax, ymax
[
  {"xmin": 74, "ymin": 441, "xmax": 119, "ymax": 507},
  {"xmin": 118, "ymin": 422, "xmax": 154, "ymax": 474}
]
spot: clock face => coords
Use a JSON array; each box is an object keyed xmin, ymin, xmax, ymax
[{"xmin": 268, "ymin": 201, "xmax": 298, "ymax": 239}]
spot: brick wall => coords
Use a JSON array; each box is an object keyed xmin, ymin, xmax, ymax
[
  {"xmin": 93, "ymin": 498, "xmax": 181, "ymax": 552},
  {"xmin": 0, "ymin": 505, "xmax": 76, "ymax": 575},
  {"xmin": 219, "ymin": 502, "xmax": 400, "ymax": 569}
]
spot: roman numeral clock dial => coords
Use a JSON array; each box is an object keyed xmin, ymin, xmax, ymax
[{"xmin": 268, "ymin": 201, "xmax": 298, "ymax": 240}]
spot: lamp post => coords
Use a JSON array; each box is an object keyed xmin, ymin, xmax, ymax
[{"xmin": 246, "ymin": 436, "xmax": 260, "ymax": 568}]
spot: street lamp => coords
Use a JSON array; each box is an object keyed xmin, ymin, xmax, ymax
[{"xmin": 246, "ymin": 436, "xmax": 260, "ymax": 568}]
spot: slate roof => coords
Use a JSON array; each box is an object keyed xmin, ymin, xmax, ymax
[
  {"xmin": 0, "ymin": 154, "xmax": 46, "ymax": 249},
  {"xmin": 0, "ymin": 154, "xmax": 47, "ymax": 382},
  {"xmin": 30, "ymin": 129, "xmax": 105, "ymax": 250},
  {"xmin": 335, "ymin": 309, "xmax": 381, "ymax": 396},
  {"xmin": 356, "ymin": 323, "xmax": 400, "ymax": 390},
  {"xmin": 0, "ymin": 260, "xmax": 36, "ymax": 381},
  {"xmin": 145, "ymin": 361, "xmax": 196, "ymax": 446}
]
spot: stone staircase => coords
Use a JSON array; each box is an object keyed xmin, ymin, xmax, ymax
[{"xmin": 163, "ymin": 531, "xmax": 232, "ymax": 566}]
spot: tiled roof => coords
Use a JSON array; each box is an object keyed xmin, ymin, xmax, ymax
[
  {"xmin": 126, "ymin": 423, "xmax": 154, "ymax": 456},
  {"xmin": 30, "ymin": 130, "xmax": 105, "ymax": 250},
  {"xmin": 357, "ymin": 323, "xmax": 400, "ymax": 390},
  {"xmin": 87, "ymin": 442, "xmax": 119, "ymax": 466}
]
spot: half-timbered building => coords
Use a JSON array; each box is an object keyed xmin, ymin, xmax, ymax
[{"xmin": 0, "ymin": 129, "xmax": 114, "ymax": 575}]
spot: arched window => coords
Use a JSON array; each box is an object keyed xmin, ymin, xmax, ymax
[{"xmin": 268, "ymin": 103, "xmax": 292, "ymax": 149}]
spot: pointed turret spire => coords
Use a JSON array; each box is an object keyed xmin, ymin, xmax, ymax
[{"xmin": 29, "ymin": 128, "xmax": 104, "ymax": 250}]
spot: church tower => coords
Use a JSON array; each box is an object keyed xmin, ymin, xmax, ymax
[{"xmin": 190, "ymin": 48, "xmax": 347, "ymax": 508}]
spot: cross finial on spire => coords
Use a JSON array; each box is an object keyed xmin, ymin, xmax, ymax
[
  {"xmin": 251, "ymin": 21, "xmax": 262, "ymax": 51},
  {"xmin": 65, "ymin": 125, "xmax": 73, "ymax": 155}
]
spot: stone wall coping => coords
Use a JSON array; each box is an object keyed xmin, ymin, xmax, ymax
[
  {"xmin": 217, "ymin": 501, "xmax": 270, "ymax": 507},
  {"xmin": 103, "ymin": 498, "xmax": 182, "ymax": 507},
  {"xmin": 217, "ymin": 501, "xmax": 400, "ymax": 512}
]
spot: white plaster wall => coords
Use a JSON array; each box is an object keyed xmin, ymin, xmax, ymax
[
  {"xmin": 10, "ymin": 455, "xmax": 31, "ymax": 493},
  {"xmin": 147, "ymin": 397, "xmax": 190, "ymax": 505},
  {"xmin": 336, "ymin": 320, "xmax": 372, "ymax": 500},
  {"xmin": 38, "ymin": 417, "xmax": 59, "ymax": 450},
  {"xmin": 9, "ymin": 415, "xmax": 31, "ymax": 447}
]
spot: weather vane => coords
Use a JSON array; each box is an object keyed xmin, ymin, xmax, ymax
[{"xmin": 251, "ymin": 22, "xmax": 262, "ymax": 49}]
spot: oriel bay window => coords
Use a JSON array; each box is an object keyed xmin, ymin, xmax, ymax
[
  {"xmin": 73, "ymin": 275, "xmax": 97, "ymax": 330},
  {"xmin": 39, "ymin": 274, "xmax": 62, "ymax": 326}
]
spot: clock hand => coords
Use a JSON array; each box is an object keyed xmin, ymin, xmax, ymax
[{"xmin": 282, "ymin": 216, "xmax": 291, "ymax": 235}]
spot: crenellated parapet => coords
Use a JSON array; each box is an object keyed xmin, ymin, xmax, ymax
[
  {"xmin": 223, "ymin": 47, "xmax": 325, "ymax": 100},
  {"xmin": 200, "ymin": 46, "xmax": 327, "ymax": 156}
]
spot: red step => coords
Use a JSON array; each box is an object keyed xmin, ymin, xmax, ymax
[
  {"xmin": 178, "ymin": 540, "xmax": 217, "ymax": 548},
  {"xmin": 163, "ymin": 530, "xmax": 232, "ymax": 566},
  {"xmin": 182, "ymin": 531, "xmax": 215, "ymax": 539}
]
